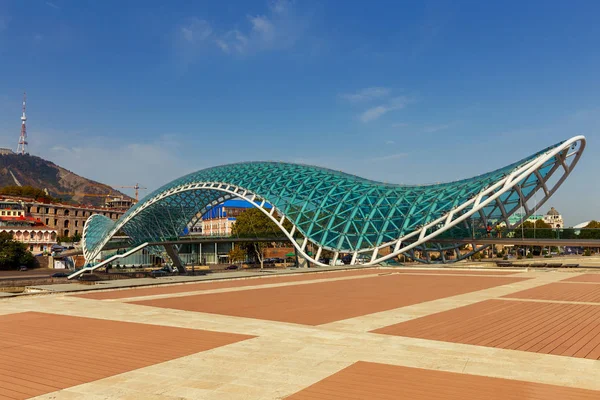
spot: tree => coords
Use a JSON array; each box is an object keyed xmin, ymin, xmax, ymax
[
  {"xmin": 0, "ymin": 232, "xmax": 37, "ymax": 270},
  {"xmin": 586, "ymin": 221, "xmax": 600, "ymax": 228},
  {"xmin": 580, "ymin": 221, "xmax": 600, "ymax": 239},
  {"xmin": 56, "ymin": 233, "xmax": 82, "ymax": 243},
  {"xmin": 515, "ymin": 219, "xmax": 554, "ymax": 239},
  {"xmin": 228, "ymin": 247, "xmax": 246, "ymax": 264},
  {"xmin": 231, "ymin": 208, "xmax": 291, "ymax": 269},
  {"xmin": 0, "ymin": 185, "xmax": 56, "ymax": 203}
]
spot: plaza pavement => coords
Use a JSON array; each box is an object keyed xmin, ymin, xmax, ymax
[{"xmin": 1, "ymin": 266, "xmax": 600, "ymax": 399}]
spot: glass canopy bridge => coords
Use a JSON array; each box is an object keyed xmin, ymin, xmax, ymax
[{"xmin": 74, "ymin": 135, "xmax": 585, "ymax": 278}]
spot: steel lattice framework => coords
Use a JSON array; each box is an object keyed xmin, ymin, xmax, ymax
[{"xmin": 82, "ymin": 136, "xmax": 585, "ymax": 266}]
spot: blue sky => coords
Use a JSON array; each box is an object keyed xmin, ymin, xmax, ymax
[{"xmin": 0, "ymin": 0, "xmax": 599, "ymax": 226}]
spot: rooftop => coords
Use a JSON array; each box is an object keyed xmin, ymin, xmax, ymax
[{"xmin": 1, "ymin": 266, "xmax": 600, "ymax": 399}]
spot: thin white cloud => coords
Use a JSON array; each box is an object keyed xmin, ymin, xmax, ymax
[
  {"xmin": 45, "ymin": 1, "xmax": 60, "ymax": 9},
  {"xmin": 369, "ymin": 153, "xmax": 408, "ymax": 162},
  {"xmin": 359, "ymin": 96, "xmax": 411, "ymax": 123},
  {"xmin": 218, "ymin": 0, "xmax": 304, "ymax": 54},
  {"xmin": 179, "ymin": 18, "xmax": 212, "ymax": 44},
  {"xmin": 360, "ymin": 106, "xmax": 388, "ymax": 123},
  {"xmin": 215, "ymin": 30, "xmax": 248, "ymax": 54},
  {"xmin": 175, "ymin": 0, "xmax": 306, "ymax": 61},
  {"xmin": 423, "ymin": 123, "xmax": 451, "ymax": 133},
  {"xmin": 385, "ymin": 140, "xmax": 395, "ymax": 145},
  {"xmin": 249, "ymin": 15, "xmax": 275, "ymax": 40},
  {"xmin": 339, "ymin": 87, "xmax": 391, "ymax": 103}
]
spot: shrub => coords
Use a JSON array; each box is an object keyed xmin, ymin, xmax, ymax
[
  {"xmin": 517, "ymin": 255, "xmax": 523, "ymax": 260},
  {"xmin": 584, "ymin": 249, "xmax": 592, "ymax": 256},
  {"xmin": 526, "ymin": 253, "xmax": 534, "ymax": 259}
]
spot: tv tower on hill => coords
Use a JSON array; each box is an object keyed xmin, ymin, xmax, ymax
[{"xmin": 16, "ymin": 92, "xmax": 28, "ymax": 155}]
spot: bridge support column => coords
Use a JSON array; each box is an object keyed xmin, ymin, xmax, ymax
[{"xmin": 164, "ymin": 244, "xmax": 186, "ymax": 274}]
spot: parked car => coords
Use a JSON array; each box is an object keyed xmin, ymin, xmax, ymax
[
  {"xmin": 226, "ymin": 265, "xmax": 239, "ymax": 270},
  {"xmin": 150, "ymin": 266, "xmax": 176, "ymax": 277},
  {"xmin": 51, "ymin": 272, "xmax": 70, "ymax": 278},
  {"xmin": 19, "ymin": 266, "xmax": 28, "ymax": 271},
  {"xmin": 150, "ymin": 269, "xmax": 169, "ymax": 277}
]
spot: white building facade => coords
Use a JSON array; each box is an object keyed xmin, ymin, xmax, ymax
[{"xmin": 543, "ymin": 207, "xmax": 563, "ymax": 228}]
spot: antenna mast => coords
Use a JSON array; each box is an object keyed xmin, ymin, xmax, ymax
[{"xmin": 16, "ymin": 92, "xmax": 28, "ymax": 155}]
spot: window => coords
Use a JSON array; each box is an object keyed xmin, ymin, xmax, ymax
[
  {"xmin": 45, "ymin": 207, "xmax": 49, "ymax": 214},
  {"xmin": 54, "ymin": 219, "xmax": 57, "ymax": 226},
  {"xmin": 64, "ymin": 209, "xmax": 70, "ymax": 216},
  {"xmin": 75, "ymin": 210, "xmax": 78, "ymax": 217},
  {"xmin": 45, "ymin": 218, "xmax": 49, "ymax": 225},
  {"xmin": 75, "ymin": 220, "xmax": 78, "ymax": 227},
  {"xmin": 64, "ymin": 220, "xmax": 69, "ymax": 228},
  {"xmin": 30, "ymin": 245, "xmax": 34, "ymax": 251}
]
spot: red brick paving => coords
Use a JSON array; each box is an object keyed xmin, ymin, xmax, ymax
[
  {"xmin": 504, "ymin": 283, "xmax": 600, "ymax": 303},
  {"xmin": 285, "ymin": 361, "xmax": 600, "ymax": 399},
  {"xmin": 131, "ymin": 274, "xmax": 526, "ymax": 325},
  {"xmin": 562, "ymin": 274, "xmax": 600, "ymax": 283},
  {"xmin": 75, "ymin": 269, "xmax": 383, "ymax": 300},
  {"xmin": 0, "ymin": 312, "xmax": 252, "ymax": 400},
  {"xmin": 394, "ymin": 269, "xmax": 518, "ymax": 275},
  {"xmin": 374, "ymin": 299, "xmax": 600, "ymax": 360}
]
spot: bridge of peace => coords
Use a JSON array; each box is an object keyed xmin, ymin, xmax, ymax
[
  {"xmin": 73, "ymin": 135, "xmax": 591, "ymax": 275},
  {"xmin": 4, "ymin": 135, "xmax": 600, "ymax": 400}
]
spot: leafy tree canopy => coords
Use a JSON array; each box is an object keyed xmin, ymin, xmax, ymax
[
  {"xmin": 515, "ymin": 219, "xmax": 556, "ymax": 239},
  {"xmin": 521, "ymin": 219, "xmax": 553, "ymax": 229},
  {"xmin": 580, "ymin": 221, "xmax": 600, "ymax": 239},
  {"xmin": 231, "ymin": 207, "xmax": 292, "ymax": 268},
  {"xmin": 57, "ymin": 233, "xmax": 82, "ymax": 243},
  {"xmin": 228, "ymin": 247, "xmax": 246, "ymax": 264},
  {"xmin": 231, "ymin": 208, "xmax": 291, "ymax": 238},
  {"xmin": 0, "ymin": 232, "xmax": 37, "ymax": 270},
  {"xmin": 0, "ymin": 185, "xmax": 57, "ymax": 203}
]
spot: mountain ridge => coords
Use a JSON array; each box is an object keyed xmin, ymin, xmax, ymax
[{"xmin": 0, "ymin": 153, "xmax": 132, "ymax": 207}]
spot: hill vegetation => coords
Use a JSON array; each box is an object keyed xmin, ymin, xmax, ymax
[{"xmin": 0, "ymin": 185, "xmax": 57, "ymax": 203}]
